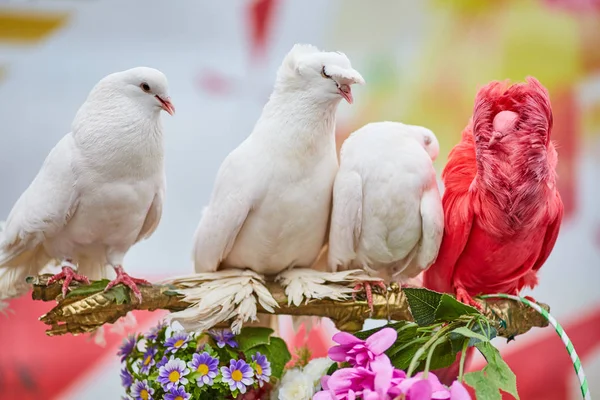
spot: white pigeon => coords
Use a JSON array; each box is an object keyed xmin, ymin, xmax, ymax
[
  {"xmin": 169, "ymin": 44, "xmax": 365, "ymax": 333},
  {"xmin": 328, "ymin": 121, "xmax": 444, "ymax": 309},
  {"xmin": 0, "ymin": 67, "xmax": 174, "ymax": 304}
]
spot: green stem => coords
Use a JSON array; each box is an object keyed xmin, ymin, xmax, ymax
[
  {"xmin": 458, "ymin": 338, "xmax": 469, "ymax": 382},
  {"xmin": 407, "ymin": 323, "xmax": 455, "ymax": 378},
  {"xmin": 423, "ymin": 336, "xmax": 447, "ymax": 379}
]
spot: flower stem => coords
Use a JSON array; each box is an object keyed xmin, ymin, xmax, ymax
[
  {"xmin": 423, "ymin": 336, "xmax": 447, "ymax": 379},
  {"xmin": 407, "ymin": 323, "xmax": 455, "ymax": 378},
  {"xmin": 458, "ymin": 338, "xmax": 469, "ymax": 381}
]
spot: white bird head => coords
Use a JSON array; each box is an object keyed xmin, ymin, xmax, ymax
[
  {"xmin": 275, "ymin": 44, "xmax": 365, "ymax": 104},
  {"xmin": 406, "ymin": 125, "xmax": 440, "ymax": 161},
  {"xmin": 90, "ymin": 67, "xmax": 175, "ymax": 116}
]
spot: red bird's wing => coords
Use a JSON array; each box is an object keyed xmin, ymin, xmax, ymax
[
  {"xmin": 533, "ymin": 190, "xmax": 564, "ymax": 272},
  {"xmin": 423, "ymin": 130, "xmax": 477, "ymax": 293}
]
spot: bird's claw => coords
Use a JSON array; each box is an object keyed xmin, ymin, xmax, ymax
[
  {"xmin": 104, "ymin": 266, "xmax": 151, "ymax": 302},
  {"xmin": 352, "ymin": 281, "xmax": 387, "ymax": 314},
  {"xmin": 47, "ymin": 265, "xmax": 91, "ymax": 297},
  {"xmin": 455, "ymin": 287, "xmax": 483, "ymax": 311}
]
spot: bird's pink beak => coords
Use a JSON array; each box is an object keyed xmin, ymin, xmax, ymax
[
  {"xmin": 338, "ymin": 84, "xmax": 353, "ymax": 104},
  {"xmin": 156, "ymin": 95, "xmax": 175, "ymax": 116}
]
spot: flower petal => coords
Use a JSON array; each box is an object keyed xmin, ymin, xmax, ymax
[
  {"xmin": 407, "ymin": 379, "xmax": 433, "ymax": 400},
  {"xmin": 332, "ymin": 331, "xmax": 364, "ymax": 345},
  {"xmin": 365, "ymin": 328, "xmax": 397, "ymax": 355},
  {"xmin": 450, "ymin": 381, "xmax": 472, "ymax": 400},
  {"xmin": 313, "ymin": 391, "xmax": 334, "ymax": 400},
  {"xmin": 328, "ymin": 345, "xmax": 350, "ymax": 362}
]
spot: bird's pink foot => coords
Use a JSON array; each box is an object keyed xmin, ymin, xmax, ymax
[
  {"xmin": 352, "ymin": 281, "xmax": 387, "ymax": 312},
  {"xmin": 455, "ymin": 287, "xmax": 483, "ymax": 311},
  {"xmin": 47, "ymin": 264, "xmax": 90, "ymax": 297},
  {"xmin": 104, "ymin": 266, "xmax": 151, "ymax": 302}
]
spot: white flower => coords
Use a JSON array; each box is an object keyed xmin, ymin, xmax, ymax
[
  {"xmin": 275, "ymin": 368, "xmax": 316, "ymax": 400},
  {"xmin": 302, "ymin": 357, "xmax": 334, "ymax": 386}
]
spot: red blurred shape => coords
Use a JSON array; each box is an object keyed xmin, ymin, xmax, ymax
[
  {"xmin": 0, "ymin": 294, "xmax": 157, "ymax": 399},
  {"xmin": 247, "ymin": 0, "xmax": 278, "ymax": 63}
]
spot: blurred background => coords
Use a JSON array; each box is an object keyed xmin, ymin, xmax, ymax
[{"xmin": 0, "ymin": 0, "xmax": 598, "ymax": 398}]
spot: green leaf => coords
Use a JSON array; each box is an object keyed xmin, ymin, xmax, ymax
[
  {"xmin": 66, "ymin": 279, "xmax": 110, "ymax": 298},
  {"xmin": 237, "ymin": 327, "xmax": 274, "ymax": 352},
  {"xmin": 354, "ymin": 321, "xmax": 412, "ymax": 340},
  {"xmin": 389, "ymin": 339, "xmax": 426, "ymax": 370},
  {"xmin": 248, "ymin": 337, "xmax": 291, "ymax": 379},
  {"xmin": 326, "ymin": 362, "xmax": 340, "ymax": 376},
  {"xmin": 449, "ymin": 326, "xmax": 490, "ymax": 346},
  {"xmin": 464, "ymin": 342, "xmax": 520, "ymax": 399},
  {"xmin": 434, "ymin": 294, "xmax": 481, "ymax": 322},
  {"xmin": 464, "ymin": 371, "xmax": 502, "ymax": 400},
  {"xmin": 104, "ymin": 285, "xmax": 131, "ymax": 305},
  {"xmin": 403, "ymin": 288, "xmax": 442, "ymax": 325},
  {"xmin": 163, "ymin": 290, "xmax": 181, "ymax": 296}
]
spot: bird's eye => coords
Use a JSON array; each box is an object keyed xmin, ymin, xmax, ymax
[
  {"xmin": 424, "ymin": 136, "xmax": 432, "ymax": 145},
  {"xmin": 140, "ymin": 82, "xmax": 151, "ymax": 92},
  {"xmin": 321, "ymin": 66, "xmax": 331, "ymax": 79}
]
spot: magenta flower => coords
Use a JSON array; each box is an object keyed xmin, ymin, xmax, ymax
[
  {"xmin": 314, "ymin": 367, "xmax": 375, "ymax": 400},
  {"xmin": 328, "ymin": 327, "xmax": 397, "ymax": 368},
  {"xmin": 390, "ymin": 372, "xmax": 471, "ymax": 400}
]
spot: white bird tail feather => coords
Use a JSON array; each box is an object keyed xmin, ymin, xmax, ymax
[
  {"xmin": 164, "ymin": 269, "xmax": 278, "ymax": 334},
  {"xmin": 275, "ymin": 268, "xmax": 383, "ymax": 307}
]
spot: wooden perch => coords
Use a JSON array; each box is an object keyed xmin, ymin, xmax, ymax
[{"xmin": 29, "ymin": 274, "xmax": 549, "ymax": 338}]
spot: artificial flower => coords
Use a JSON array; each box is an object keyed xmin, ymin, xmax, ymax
[
  {"xmin": 328, "ymin": 327, "xmax": 397, "ymax": 368},
  {"xmin": 188, "ymin": 352, "xmax": 219, "ymax": 387},
  {"xmin": 120, "ymin": 367, "xmax": 133, "ymax": 389},
  {"xmin": 130, "ymin": 379, "xmax": 155, "ymax": 400},
  {"xmin": 139, "ymin": 346, "xmax": 158, "ymax": 374},
  {"xmin": 165, "ymin": 332, "xmax": 191, "ymax": 354},
  {"xmin": 252, "ymin": 352, "xmax": 272, "ymax": 387},
  {"xmin": 208, "ymin": 329, "xmax": 238, "ymax": 348},
  {"xmin": 221, "ymin": 359, "xmax": 254, "ymax": 394},
  {"xmin": 118, "ymin": 334, "xmax": 138, "ymax": 362},
  {"xmin": 164, "ymin": 385, "xmax": 191, "ymax": 400},
  {"xmin": 275, "ymin": 368, "xmax": 316, "ymax": 400},
  {"xmin": 157, "ymin": 356, "xmax": 191, "ymax": 391}
]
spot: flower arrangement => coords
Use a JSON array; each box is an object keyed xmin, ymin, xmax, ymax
[{"xmin": 119, "ymin": 322, "xmax": 291, "ymax": 399}]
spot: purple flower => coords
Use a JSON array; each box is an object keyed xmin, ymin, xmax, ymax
[
  {"xmin": 251, "ymin": 352, "xmax": 272, "ymax": 387},
  {"xmin": 139, "ymin": 346, "xmax": 158, "ymax": 375},
  {"xmin": 165, "ymin": 332, "xmax": 191, "ymax": 354},
  {"xmin": 328, "ymin": 327, "xmax": 397, "ymax": 368},
  {"xmin": 164, "ymin": 386, "xmax": 191, "ymax": 400},
  {"xmin": 221, "ymin": 359, "xmax": 254, "ymax": 394},
  {"xmin": 157, "ymin": 357, "xmax": 191, "ymax": 391},
  {"xmin": 208, "ymin": 329, "xmax": 238, "ymax": 348},
  {"xmin": 120, "ymin": 368, "xmax": 133, "ymax": 389},
  {"xmin": 157, "ymin": 356, "xmax": 169, "ymax": 369},
  {"xmin": 130, "ymin": 379, "xmax": 154, "ymax": 400},
  {"xmin": 118, "ymin": 334, "xmax": 138, "ymax": 362},
  {"xmin": 187, "ymin": 352, "xmax": 219, "ymax": 387},
  {"xmin": 146, "ymin": 321, "xmax": 166, "ymax": 341}
]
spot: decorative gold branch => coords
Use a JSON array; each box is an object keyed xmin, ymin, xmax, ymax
[{"xmin": 29, "ymin": 274, "xmax": 549, "ymax": 338}]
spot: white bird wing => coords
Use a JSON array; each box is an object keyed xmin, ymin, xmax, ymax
[
  {"xmin": 135, "ymin": 174, "xmax": 165, "ymax": 242},
  {"xmin": 0, "ymin": 134, "xmax": 79, "ymax": 297},
  {"xmin": 192, "ymin": 151, "xmax": 256, "ymax": 273},
  {"xmin": 402, "ymin": 177, "xmax": 444, "ymax": 278},
  {"xmin": 327, "ymin": 170, "xmax": 363, "ymax": 271}
]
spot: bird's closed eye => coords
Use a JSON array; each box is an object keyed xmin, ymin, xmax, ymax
[
  {"xmin": 321, "ymin": 66, "xmax": 332, "ymax": 79},
  {"xmin": 140, "ymin": 82, "xmax": 151, "ymax": 92}
]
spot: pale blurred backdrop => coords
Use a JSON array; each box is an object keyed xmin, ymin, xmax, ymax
[{"xmin": 0, "ymin": 0, "xmax": 599, "ymax": 399}]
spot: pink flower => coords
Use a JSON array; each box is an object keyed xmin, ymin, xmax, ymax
[
  {"xmin": 328, "ymin": 328, "xmax": 397, "ymax": 368},
  {"xmin": 314, "ymin": 355, "xmax": 396, "ymax": 400},
  {"xmin": 389, "ymin": 372, "xmax": 471, "ymax": 400}
]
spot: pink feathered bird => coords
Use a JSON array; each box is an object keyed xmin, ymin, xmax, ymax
[{"xmin": 423, "ymin": 77, "xmax": 564, "ymax": 308}]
